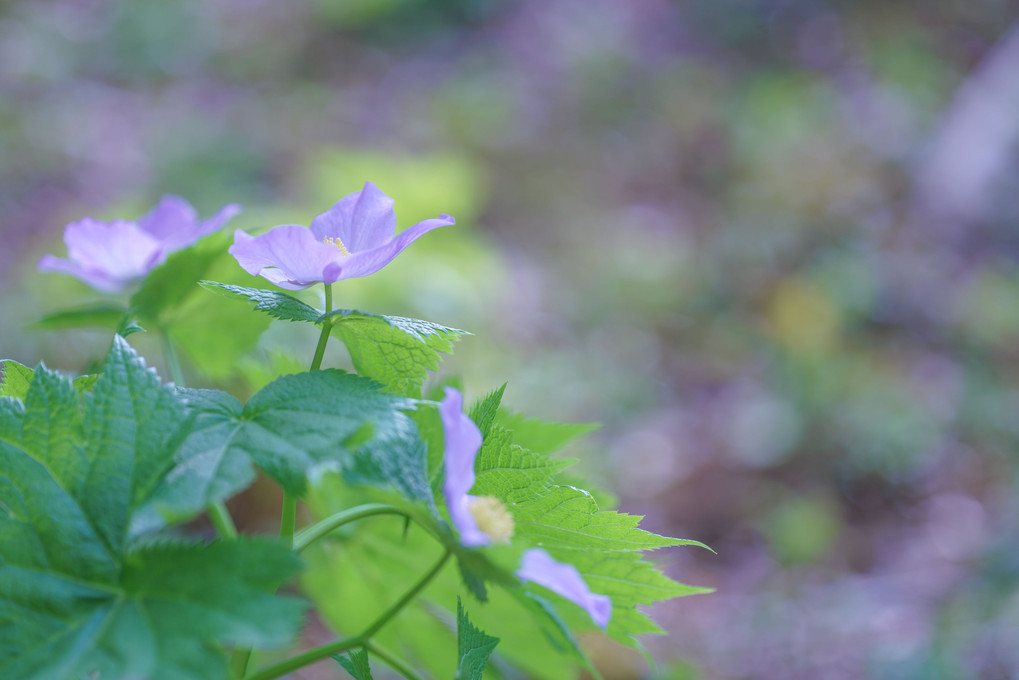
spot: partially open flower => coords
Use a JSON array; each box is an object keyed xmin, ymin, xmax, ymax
[
  {"xmin": 229, "ymin": 181, "xmax": 455, "ymax": 290},
  {"xmin": 439, "ymin": 387, "xmax": 515, "ymax": 547},
  {"xmin": 517, "ymin": 548, "xmax": 612, "ymax": 629},
  {"xmin": 439, "ymin": 388, "xmax": 610, "ymax": 629},
  {"xmin": 39, "ymin": 196, "xmax": 240, "ymax": 294}
]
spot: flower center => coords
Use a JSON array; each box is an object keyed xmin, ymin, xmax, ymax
[
  {"xmin": 323, "ymin": 236, "xmax": 351, "ymax": 256},
  {"xmin": 468, "ymin": 496, "xmax": 515, "ymax": 543}
]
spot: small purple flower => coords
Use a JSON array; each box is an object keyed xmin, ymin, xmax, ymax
[
  {"xmin": 517, "ymin": 548, "xmax": 612, "ymax": 629},
  {"xmin": 439, "ymin": 387, "xmax": 514, "ymax": 547},
  {"xmin": 228, "ymin": 182, "xmax": 455, "ymax": 291},
  {"xmin": 38, "ymin": 196, "xmax": 240, "ymax": 294},
  {"xmin": 439, "ymin": 389, "xmax": 611, "ymax": 628}
]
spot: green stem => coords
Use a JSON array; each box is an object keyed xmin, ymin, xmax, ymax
[
  {"xmin": 244, "ymin": 550, "xmax": 451, "ymax": 680},
  {"xmin": 279, "ymin": 493, "xmax": 297, "ymax": 547},
  {"xmin": 244, "ymin": 636, "xmax": 362, "ymax": 680},
  {"xmin": 309, "ymin": 283, "xmax": 334, "ymax": 371},
  {"xmin": 161, "ymin": 327, "xmax": 186, "ymax": 386},
  {"xmin": 293, "ymin": 503, "xmax": 409, "ymax": 553},
  {"xmin": 231, "ymin": 649, "xmax": 253, "ymax": 680},
  {"xmin": 364, "ymin": 641, "xmax": 425, "ymax": 680},
  {"xmin": 208, "ymin": 501, "xmax": 238, "ymax": 540},
  {"xmin": 361, "ymin": 549, "xmax": 451, "ymax": 640}
]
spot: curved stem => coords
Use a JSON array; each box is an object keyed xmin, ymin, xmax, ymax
[
  {"xmin": 208, "ymin": 501, "xmax": 238, "ymax": 540},
  {"xmin": 279, "ymin": 494, "xmax": 297, "ymax": 547},
  {"xmin": 309, "ymin": 283, "xmax": 334, "ymax": 371},
  {"xmin": 293, "ymin": 503, "xmax": 409, "ymax": 553},
  {"xmin": 361, "ymin": 549, "xmax": 451, "ymax": 640},
  {"xmin": 245, "ymin": 549, "xmax": 451, "ymax": 680},
  {"xmin": 161, "ymin": 327, "xmax": 186, "ymax": 386},
  {"xmin": 244, "ymin": 636, "xmax": 362, "ymax": 680},
  {"xmin": 365, "ymin": 641, "xmax": 425, "ymax": 680}
]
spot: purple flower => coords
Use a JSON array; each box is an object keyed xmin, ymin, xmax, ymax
[
  {"xmin": 439, "ymin": 387, "xmax": 514, "ymax": 547},
  {"xmin": 228, "ymin": 182, "xmax": 455, "ymax": 291},
  {"xmin": 517, "ymin": 548, "xmax": 612, "ymax": 629},
  {"xmin": 439, "ymin": 389, "xmax": 611, "ymax": 629},
  {"xmin": 38, "ymin": 196, "xmax": 240, "ymax": 294}
]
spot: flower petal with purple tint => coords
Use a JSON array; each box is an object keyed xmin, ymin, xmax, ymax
[
  {"xmin": 229, "ymin": 181, "xmax": 454, "ymax": 290},
  {"xmin": 38, "ymin": 196, "xmax": 240, "ymax": 293},
  {"xmin": 517, "ymin": 548, "xmax": 612, "ymax": 629},
  {"xmin": 439, "ymin": 387, "xmax": 490, "ymax": 547}
]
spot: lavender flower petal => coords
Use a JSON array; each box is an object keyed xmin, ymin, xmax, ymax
[
  {"xmin": 310, "ymin": 181, "xmax": 396, "ymax": 252},
  {"xmin": 39, "ymin": 198, "xmax": 239, "ymax": 293},
  {"xmin": 332, "ymin": 214, "xmax": 456, "ymax": 280},
  {"xmin": 231, "ymin": 183, "xmax": 454, "ymax": 289},
  {"xmin": 517, "ymin": 548, "xmax": 612, "ymax": 629},
  {"xmin": 439, "ymin": 387, "xmax": 489, "ymax": 547},
  {"xmin": 228, "ymin": 226, "xmax": 346, "ymax": 290}
]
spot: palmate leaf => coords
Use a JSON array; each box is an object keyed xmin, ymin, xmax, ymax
[
  {"xmin": 470, "ymin": 422, "xmax": 711, "ymax": 643},
  {"xmin": 457, "ymin": 597, "xmax": 499, "ymax": 680},
  {"xmin": 0, "ymin": 337, "xmax": 305, "ymax": 680},
  {"xmin": 302, "ymin": 396, "xmax": 709, "ymax": 679},
  {"xmin": 135, "ymin": 369, "xmax": 433, "ymax": 531},
  {"xmin": 199, "ymin": 280, "xmax": 321, "ymax": 323},
  {"xmin": 324, "ymin": 309, "xmax": 469, "ymax": 397}
]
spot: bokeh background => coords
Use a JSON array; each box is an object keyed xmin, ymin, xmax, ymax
[{"xmin": 3, "ymin": 1, "xmax": 1019, "ymax": 679}]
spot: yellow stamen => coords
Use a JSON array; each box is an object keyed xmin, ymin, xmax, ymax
[
  {"xmin": 468, "ymin": 496, "xmax": 515, "ymax": 543},
  {"xmin": 323, "ymin": 236, "xmax": 351, "ymax": 256}
]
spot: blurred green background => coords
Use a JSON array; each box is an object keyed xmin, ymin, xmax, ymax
[{"xmin": 3, "ymin": 1, "xmax": 1019, "ymax": 678}]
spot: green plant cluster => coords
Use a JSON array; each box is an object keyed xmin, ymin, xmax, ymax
[{"xmin": 1, "ymin": 231, "xmax": 708, "ymax": 680}]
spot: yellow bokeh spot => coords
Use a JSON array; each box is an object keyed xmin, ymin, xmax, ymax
[
  {"xmin": 766, "ymin": 277, "xmax": 840, "ymax": 353},
  {"xmin": 323, "ymin": 236, "xmax": 351, "ymax": 256},
  {"xmin": 468, "ymin": 496, "xmax": 515, "ymax": 543}
]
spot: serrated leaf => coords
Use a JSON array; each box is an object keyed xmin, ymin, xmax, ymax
[
  {"xmin": 457, "ymin": 597, "xmax": 499, "ymax": 680},
  {"xmin": 471, "ymin": 424, "xmax": 710, "ymax": 643},
  {"xmin": 324, "ymin": 309, "xmax": 469, "ymax": 397},
  {"xmin": 138, "ymin": 371, "xmax": 433, "ymax": 528},
  {"xmin": 302, "ymin": 407, "xmax": 709, "ymax": 679},
  {"xmin": 32, "ymin": 303, "xmax": 128, "ymax": 331},
  {"xmin": 334, "ymin": 648, "xmax": 374, "ymax": 680},
  {"xmin": 0, "ymin": 338, "xmax": 305, "ymax": 680},
  {"xmin": 1, "ymin": 362, "xmax": 98, "ymax": 402},
  {"xmin": 0, "ymin": 360, "xmax": 34, "ymax": 399},
  {"xmin": 468, "ymin": 384, "xmax": 506, "ymax": 438},
  {"xmin": 200, "ymin": 280, "xmax": 321, "ymax": 323}
]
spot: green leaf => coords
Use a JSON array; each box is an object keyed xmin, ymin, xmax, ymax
[
  {"xmin": 139, "ymin": 371, "xmax": 433, "ymax": 527},
  {"xmin": 470, "ymin": 425, "xmax": 711, "ymax": 643},
  {"xmin": 0, "ymin": 338, "xmax": 305, "ymax": 680},
  {"xmin": 334, "ymin": 648, "xmax": 374, "ymax": 680},
  {"xmin": 32, "ymin": 303, "xmax": 128, "ymax": 331},
  {"xmin": 130, "ymin": 231, "xmax": 231, "ymax": 323},
  {"xmin": 456, "ymin": 597, "xmax": 499, "ymax": 680},
  {"xmin": 324, "ymin": 309, "xmax": 469, "ymax": 397},
  {"xmin": 0, "ymin": 361, "xmax": 97, "ymax": 402},
  {"xmin": 468, "ymin": 384, "xmax": 506, "ymax": 438},
  {"xmin": 302, "ymin": 405, "xmax": 710, "ymax": 680},
  {"xmin": 493, "ymin": 410, "xmax": 599, "ymax": 455},
  {"xmin": 0, "ymin": 360, "xmax": 34, "ymax": 399},
  {"xmin": 200, "ymin": 280, "xmax": 322, "ymax": 323}
]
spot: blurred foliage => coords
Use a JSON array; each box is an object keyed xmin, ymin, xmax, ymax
[{"xmin": 3, "ymin": 0, "xmax": 1019, "ymax": 678}]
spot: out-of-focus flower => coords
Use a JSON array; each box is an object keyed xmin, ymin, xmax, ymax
[
  {"xmin": 229, "ymin": 182, "xmax": 455, "ymax": 291},
  {"xmin": 439, "ymin": 386, "xmax": 515, "ymax": 547},
  {"xmin": 38, "ymin": 196, "xmax": 240, "ymax": 294},
  {"xmin": 517, "ymin": 548, "xmax": 612, "ymax": 629}
]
